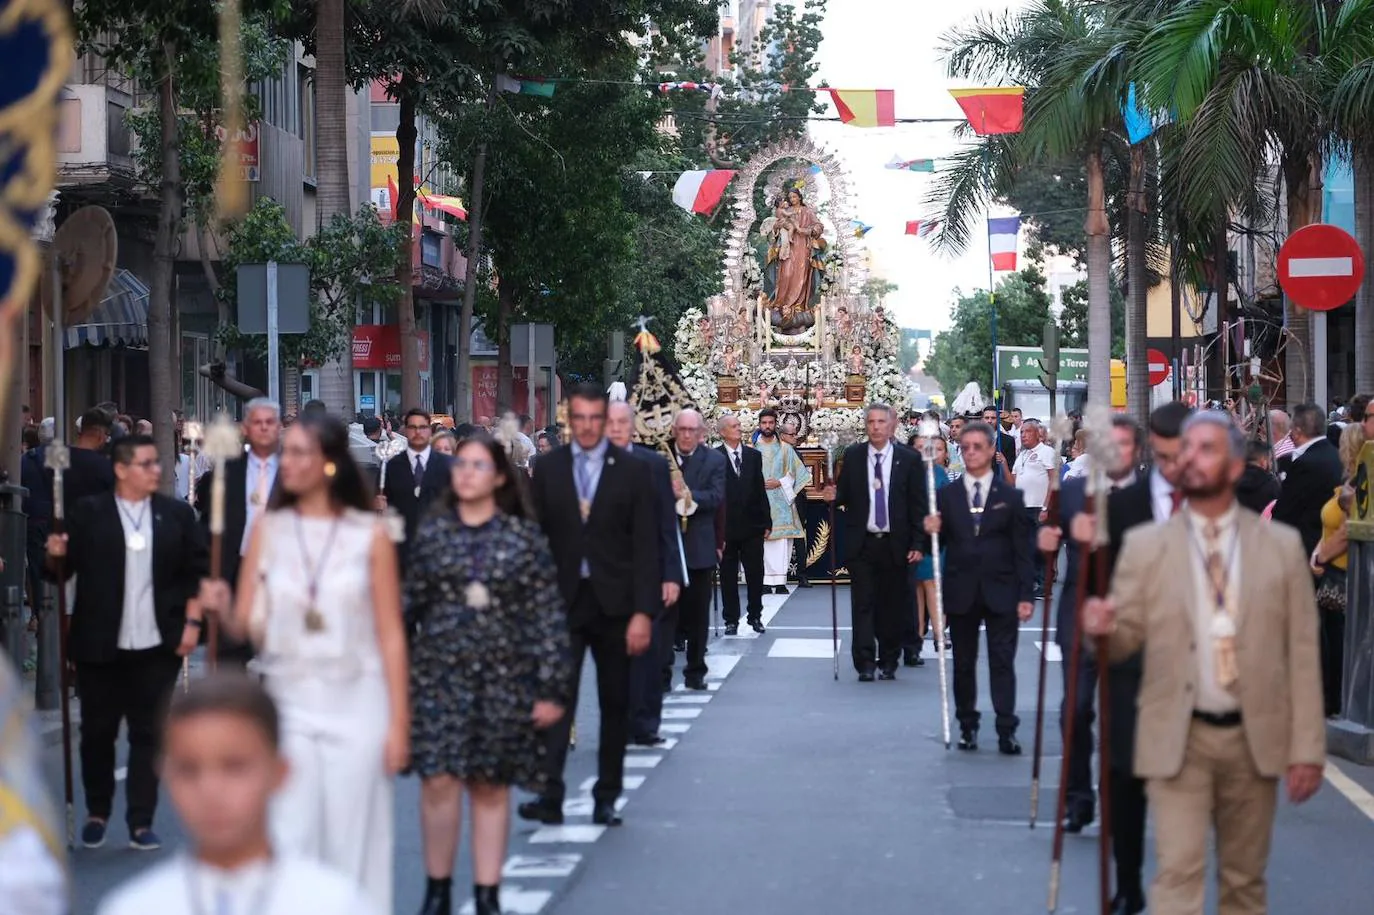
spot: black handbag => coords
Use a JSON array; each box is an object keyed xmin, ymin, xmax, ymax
[{"xmin": 1315, "ymin": 566, "xmax": 1348, "ymax": 613}]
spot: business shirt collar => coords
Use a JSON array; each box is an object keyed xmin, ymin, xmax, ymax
[
  {"xmin": 868, "ymin": 440, "xmax": 893, "ymax": 461},
  {"xmin": 572, "ymin": 438, "xmax": 608, "ymax": 462},
  {"xmin": 1112, "ymin": 470, "xmax": 1138, "ymax": 490},
  {"xmin": 1290, "ymin": 436, "xmax": 1320, "ymax": 460},
  {"xmin": 407, "ymin": 445, "xmax": 433, "ymax": 464},
  {"xmin": 966, "ymin": 470, "xmax": 993, "ymax": 493}
]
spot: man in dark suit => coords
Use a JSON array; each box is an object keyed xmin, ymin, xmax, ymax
[
  {"xmin": 46, "ymin": 434, "xmax": 208, "ymax": 851},
  {"xmin": 606, "ymin": 401, "xmax": 684, "ymax": 747},
  {"xmin": 822, "ymin": 403, "xmax": 928, "ymax": 681},
  {"xmin": 1039, "ymin": 410, "xmax": 1166, "ymax": 915},
  {"xmin": 927, "ymin": 420, "xmax": 1034, "ymax": 753},
  {"xmin": 66, "ymin": 408, "xmax": 117, "ymax": 509},
  {"xmin": 667, "ymin": 409, "xmax": 726, "ymax": 690},
  {"xmin": 379, "ymin": 407, "xmax": 453, "ymax": 566},
  {"xmin": 194, "ymin": 397, "xmax": 281, "ymax": 667},
  {"xmin": 1272, "ymin": 401, "xmax": 1346, "ymax": 717},
  {"xmin": 522, "ymin": 384, "xmax": 659, "ymax": 828},
  {"xmin": 717, "ymin": 413, "xmax": 770, "ymax": 635}
]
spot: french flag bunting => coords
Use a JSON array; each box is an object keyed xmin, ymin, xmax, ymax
[{"xmin": 988, "ymin": 215, "xmax": 1021, "ymax": 272}]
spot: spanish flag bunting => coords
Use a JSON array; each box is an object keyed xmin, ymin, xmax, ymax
[
  {"xmin": 419, "ymin": 190, "xmax": 467, "ymax": 221},
  {"xmin": 949, "ymin": 87, "xmax": 1025, "ymax": 135},
  {"xmin": 386, "ymin": 175, "xmax": 421, "ymax": 225},
  {"xmin": 827, "ymin": 89, "xmax": 896, "ymax": 128}
]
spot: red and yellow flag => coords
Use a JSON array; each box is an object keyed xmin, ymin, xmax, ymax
[
  {"xmin": 828, "ymin": 89, "xmax": 896, "ymax": 128},
  {"xmin": 949, "ymin": 87, "xmax": 1025, "ymax": 135}
]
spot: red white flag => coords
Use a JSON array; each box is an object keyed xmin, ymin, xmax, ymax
[
  {"xmin": 672, "ymin": 170, "xmax": 736, "ymax": 215},
  {"xmin": 905, "ymin": 220, "xmax": 938, "ymax": 237}
]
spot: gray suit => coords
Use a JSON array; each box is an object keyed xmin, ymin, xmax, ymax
[{"xmin": 672, "ymin": 445, "xmax": 726, "ymax": 685}]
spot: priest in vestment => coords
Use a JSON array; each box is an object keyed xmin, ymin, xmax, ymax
[{"xmin": 756, "ymin": 409, "xmax": 812, "ymax": 593}]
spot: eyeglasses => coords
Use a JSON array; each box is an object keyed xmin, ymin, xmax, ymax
[
  {"xmin": 454, "ymin": 458, "xmax": 495, "ymax": 472},
  {"xmin": 405, "ymin": 424, "xmax": 431, "ymax": 432},
  {"xmin": 125, "ymin": 459, "xmax": 160, "ymax": 470}
]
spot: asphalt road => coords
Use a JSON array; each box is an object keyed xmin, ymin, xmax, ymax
[{"xmin": 49, "ymin": 585, "xmax": 1374, "ymax": 913}]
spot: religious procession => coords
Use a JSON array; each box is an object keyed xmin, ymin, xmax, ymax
[{"xmin": 3, "ymin": 1, "xmax": 1374, "ymax": 914}]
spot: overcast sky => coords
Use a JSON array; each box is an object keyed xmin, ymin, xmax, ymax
[{"xmin": 809, "ymin": 0, "xmax": 1023, "ymax": 334}]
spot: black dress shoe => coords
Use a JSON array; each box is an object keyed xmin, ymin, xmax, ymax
[
  {"xmin": 724, "ymin": 623, "xmax": 739, "ymax": 636},
  {"xmin": 903, "ymin": 651, "xmax": 922, "ymax": 667},
  {"xmin": 592, "ymin": 802, "xmax": 622, "ymax": 826},
  {"xmin": 673, "ymin": 638, "xmax": 686, "ymax": 652},
  {"xmin": 748, "ymin": 618, "xmax": 766, "ymax": 634},
  {"xmin": 684, "ymin": 677, "xmax": 708, "ymax": 691},
  {"xmin": 858, "ymin": 670, "xmax": 875, "ymax": 682},
  {"xmin": 1111, "ymin": 892, "xmax": 1145, "ymax": 914},
  {"xmin": 516, "ymin": 799, "xmax": 564, "ymax": 825},
  {"xmin": 998, "ymin": 735, "xmax": 1023, "ymax": 756},
  {"xmin": 774, "ymin": 585, "xmax": 790, "ymax": 595},
  {"xmin": 878, "ymin": 668, "xmax": 897, "ymax": 680},
  {"xmin": 797, "ymin": 577, "xmax": 813, "ymax": 588},
  {"xmin": 1064, "ymin": 807, "xmax": 1095, "ymax": 834},
  {"xmin": 630, "ymin": 734, "xmax": 666, "ymax": 747},
  {"xmin": 958, "ymin": 729, "xmax": 978, "ymax": 751}
]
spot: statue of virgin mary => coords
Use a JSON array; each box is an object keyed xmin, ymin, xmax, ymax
[{"xmin": 760, "ymin": 187, "xmax": 827, "ymax": 334}]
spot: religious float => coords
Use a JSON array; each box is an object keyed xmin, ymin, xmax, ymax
[{"xmin": 669, "ymin": 136, "xmax": 912, "ymax": 578}]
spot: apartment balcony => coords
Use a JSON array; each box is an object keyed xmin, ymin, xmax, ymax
[{"xmin": 56, "ymin": 84, "xmax": 137, "ymax": 190}]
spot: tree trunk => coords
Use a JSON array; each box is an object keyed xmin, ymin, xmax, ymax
[
  {"xmin": 496, "ymin": 274, "xmax": 514, "ymax": 411},
  {"xmin": 455, "ymin": 141, "xmax": 489, "ymax": 423},
  {"xmin": 1355, "ymin": 152, "xmax": 1374, "ymax": 393},
  {"xmin": 150, "ymin": 63, "xmax": 182, "ymax": 491},
  {"xmin": 395, "ymin": 78, "xmax": 421, "ymax": 411},
  {"xmin": 1282, "ymin": 153, "xmax": 1321, "ymax": 405},
  {"xmin": 1084, "ymin": 146, "xmax": 1112, "ymax": 407},
  {"xmin": 1125, "ymin": 144, "xmax": 1150, "ymax": 423},
  {"xmin": 312, "ymin": 0, "xmax": 354, "ymax": 416}
]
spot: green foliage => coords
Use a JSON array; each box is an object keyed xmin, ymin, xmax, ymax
[
  {"xmin": 215, "ymin": 199, "xmax": 406, "ymax": 365},
  {"xmin": 924, "ymin": 266, "xmax": 1054, "ymax": 397},
  {"xmin": 1058, "ymin": 278, "xmax": 1125, "ymax": 358},
  {"xmin": 862, "ymin": 277, "xmax": 899, "ymax": 303}
]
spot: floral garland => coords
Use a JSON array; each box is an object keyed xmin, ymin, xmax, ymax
[
  {"xmin": 721, "ymin": 407, "xmax": 761, "ymax": 433},
  {"xmin": 810, "ymin": 407, "xmax": 865, "ymax": 438},
  {"xmin": 741, "ymin": 256, "xmax": 764, "ymax": 300},
  {"xmin": 679, "ymin": 362, "xmax": 717, "ymax": 411},
  {"xmin": 674, "ymin": 307, "xmax": 709, "ymax": 366}
]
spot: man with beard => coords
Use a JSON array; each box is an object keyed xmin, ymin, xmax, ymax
[
  {"xmin": 1083, "ymin": 410, "xmax": 1324, "ymax": 915},
  {"xmin": 756, "ymin": 409, "xmax": 811, "ymax": 594}
]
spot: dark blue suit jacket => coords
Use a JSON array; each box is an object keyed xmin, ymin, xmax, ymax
[
  {"xmin": 674, "ymin": 445, "xmax": 726, "ymax": 571},
  {"xmin": 937, "ymin": 475, "xmax": 1034, "ymax": 615},
  {"xmin": 630, "ymin": 443, "xmax": 685, "ymax": 586}
]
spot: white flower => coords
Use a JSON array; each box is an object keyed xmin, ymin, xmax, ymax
[{"xmin": 464, "ymin": 581, "xmax": 491, "ymax": 609}]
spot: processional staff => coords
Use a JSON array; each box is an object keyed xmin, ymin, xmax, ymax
[
  {"xmin": 44, "ymin": 439, "xmax": 74, "ymax": 849},
  {"xmin": 820, "ymin": 431, "xmax": 841, "ymax": 682},
  {"xmin": 916, "ymin": 418, "xmax": 952, "ymax": 749},
  {"xmin": 375, "ymin": 434, "xmax": 408, "ymax": 542},
  {"xmin": 203, "ymin": 414, "xmax": 245, "ymax": 670},
  {"xmin": 1048, "ymin": 407, "xmax": 1117, "ymax": 915},
  {"xmin": 1030, "ymin": 415, "xmax": 1074, "ymax": 826},
  {"xmin": 182, "ymin": 421, "xmax": 204, "ymax": 692}
]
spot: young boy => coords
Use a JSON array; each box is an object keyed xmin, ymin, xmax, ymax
[{"xmin": 96, "ymin": 674, "xmax": 378, "ymax": 915}]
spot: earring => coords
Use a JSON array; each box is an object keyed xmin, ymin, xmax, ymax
[{"xmin": 324, "ymin": 461, "xmax": 337, "ymax": 478}]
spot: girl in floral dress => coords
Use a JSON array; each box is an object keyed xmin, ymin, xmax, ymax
[{"xmin": 406, "ymin": 435, "xmax": 570, "ymax": 915}]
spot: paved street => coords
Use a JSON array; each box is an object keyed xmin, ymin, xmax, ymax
[{"xmin": 50, "ymin": 585, "xmax": 1374, "ymax": 913}]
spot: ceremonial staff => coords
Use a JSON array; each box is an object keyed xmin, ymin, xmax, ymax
[
  {"xmin": 375, "ymin": 434, "xmax": 408, "ymax": 542},
  {"xmin": 44, "ymin": 439, "xmax": 74, "ymax": 849},
  {"xmin": 1088, "ymin": 417, "xmax": 1117, "ymax": 915},
  {"xmin": 820, "ymin": 431, "xmax": 840, "ymax": 681},
  {"xmin": 1047, "ymin": 409, "xmax": 1115, "ymax": 914},
  {"xmin": 182, "ymin": 421, "xmax": 203, "ymax": 692},
  {"xmin": 1030, "ymin": 416, "xmax": 1073, "ymax": 825},
  {"xmin": 203, "ymin": 415, "xmax": 244, "ymax": 669},
  {"xmin": 916, "ymin": 419, "xmax": 952, "ymax": 749}
]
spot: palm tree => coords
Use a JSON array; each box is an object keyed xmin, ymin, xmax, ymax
[
  {"xmin": 1136, "ymin": 0, "xmax": 1334, "ymax": 406},
  {"xmin": 1326, "ymin": 0, "xmax": 1374, "ymax": 392},
  {"xmin": 934, "ymin": 0, "xmax": 1121, "ymax": 407}
]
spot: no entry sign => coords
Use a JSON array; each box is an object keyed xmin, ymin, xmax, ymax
[
  {"xmin": 1146, "ymin": 348, "xmax": 1171, "ymax": 386},
  {"xmin": 1278, "ymin": 224, "xmax": 1366, "ymax": 312}
]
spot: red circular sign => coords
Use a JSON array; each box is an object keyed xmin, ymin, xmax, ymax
[
  {"xmin": 1146, "ymin": 348, "xmax": 1171, "ymax": 387},
  {"xmin": 1278, "ymin": 224, "xmax": 1366, "ymax": 312}
]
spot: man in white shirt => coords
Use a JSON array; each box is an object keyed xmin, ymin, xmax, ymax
[{"xmin": 1008, "ymin": 420, "xmax": 1056, "ymax": 596}]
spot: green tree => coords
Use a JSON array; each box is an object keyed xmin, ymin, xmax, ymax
[
  {"xmin": 1058, "ymin": 278, "xmax": 1125, "ymax": 357},
  {"xmin": 924, "ymin": 266, "xmax": 1055, "ymax": 397},
  {"xmin": 216, "ymin": 199, "xmax": 406, "ymax": 366},
  {"xmin": 862, "ymin": 277, "xmax": 899, "ymax": 304}
]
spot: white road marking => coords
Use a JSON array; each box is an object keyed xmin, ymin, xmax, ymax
[
  {"xmin": 561, "ymin": 798, "xmax": 627, "ymax": 817},
  {"xmin": 766, "ymin": 626, "xmax": 854, "ymax": 631},
  {"xmin": 663, "ymin": 694, "xmax": 712, "ymax": 704},
  {"xmin": 659, "ymin": 723, "xmax": 691, "ymax": 734},
  {"xmin": 768, "ymin": 638, "xmax": 842, "ymax": 659},
  {"xmin": 705, "ymin": 654, "xmax": 742, "ymax": 680},
  {"xmin": 579, "ymin": 775, "xmax": 644, "ymax": 792},
  {"xmin": 459, "ymin": 886, "xmax": 552, "ymax": 914},
  {"xmin": 1035, "ymin": 641, "xmax": 1063, "ymax": 662},
  {"xmin": 673, "ymin": 680, "xmax": 721, "ymax": 692},
  {"xmin": 1324, "ymin": 761, "xmax": 1374, "ymax": 821},
  {"xmin": 623, "ymin": 755, "xmax": 662, "ymax": 769},
  {"xmin": 662, "ymin": 707, "xmax": 702, "ymax": 719},
  {"xmin": 1288, "ymin": 256, "xmax": 1354, "ymax": 277},
  {"xmin": 503, "ymin": 854, "xmax": 582, "ymax": 878},
  {"xmin": 627, "ymin": 737, "xmax": 679, "ymax": 751},
  {"xmin": 530, "ymin": 825, "xmax": 606, "ymax": 844}
]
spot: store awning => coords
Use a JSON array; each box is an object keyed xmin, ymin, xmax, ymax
[{"xmin": 64, "ymin": 269, "xmax": 150, "ymax": 349}]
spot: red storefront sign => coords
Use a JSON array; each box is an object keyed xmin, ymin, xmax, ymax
[
  {"xmin": 213, "ymin": 120, "xmax": 260, "ymax": 182},
  {"xmin": 471, "ymin": 365, "xmax": 548, "ymax": 419},
  {"xmin": 352, "ymin": 325, "xmax": 431, "ymax": 370}
]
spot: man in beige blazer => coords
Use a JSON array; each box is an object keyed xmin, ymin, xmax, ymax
[{"xmin": 1084, "ymin": 410, "xmax": 1325, "ymax": 915}]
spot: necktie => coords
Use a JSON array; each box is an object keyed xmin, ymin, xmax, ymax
[
  {"xmin": 873, "ymin": 453, "xmax": 888, "ymax": 530},
  {"xmin": 733, "ymin": 450, "xmax": 741, "ymax": 475},
  {"xmin": 1170, "ymin": 488, "xmax": 1184, "ymax": 516},
  {"xmin": 971, "ymin": 480, "xmax": 984, "ymax": 535},
  {"xmin": 575, "ymin": 452, "xmax": 592, "ymax": 521},
  {"xmin": 252, "ymin": 459, "xmax": 269, "ymax": 507},
  {"xmin": 1202, "ymin": 521, "xmax": 1239, "ymax": 688},
  {"xmin": 413, "ymin": 454, "xmax": 424, "ymax": 486}
]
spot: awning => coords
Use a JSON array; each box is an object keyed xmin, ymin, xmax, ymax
[{"xmin": 64, "ymin": 269, "xmax": 150, "ymax": 349}]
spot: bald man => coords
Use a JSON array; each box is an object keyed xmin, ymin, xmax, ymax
[
  {"xmin": 717, "ymin": 414, "xmax": 770, "ymax": 633},
  {"xmin": 669, "ymin": 410, "xmax": 727, "ymax": 689}
]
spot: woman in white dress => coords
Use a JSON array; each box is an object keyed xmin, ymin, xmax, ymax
[{"xmin": 200, "ymin": 414, "xmax": 410, "ymax": 910}]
